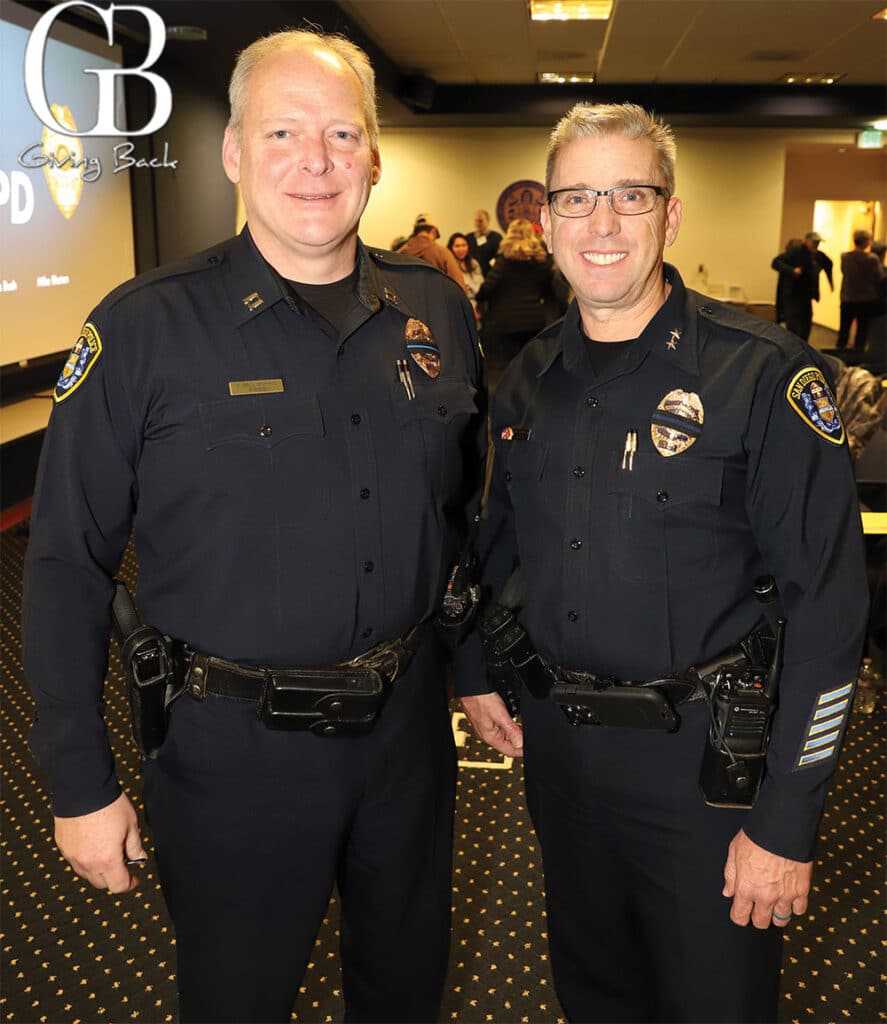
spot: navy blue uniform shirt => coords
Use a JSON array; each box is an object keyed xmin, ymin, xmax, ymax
[
  {"xmin": 460, "ymin": 265, "xmax": 868, "ymax": 862},
  {"xmin": 23, "ymin": 228, "xmax": 486, "ymax": 817}
]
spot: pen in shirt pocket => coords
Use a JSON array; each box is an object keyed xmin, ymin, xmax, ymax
[
  {"xmin": 621, "ymin": 429, "xmax": 637, "ymax": 471},
  {"xmin": 396, "ymin": 358, "xmax": 415, "ymax": 400}
]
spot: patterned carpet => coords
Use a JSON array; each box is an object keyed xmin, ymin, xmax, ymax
[{"xmin": 1, "ymin": 525, "xmax": 884, "ymax": 1024}]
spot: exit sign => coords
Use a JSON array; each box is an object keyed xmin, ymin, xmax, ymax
[{"xmin": 857, "ymin": 130, "xmax": 884, "ymax": 149}]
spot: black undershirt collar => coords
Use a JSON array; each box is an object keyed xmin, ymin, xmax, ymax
[
  {"xmin": 580, "ymin": 325, "xmax": 637, "ymax": 375},
  {"xmin": 287, "ymin": 265, "xmax": 360, "ymax": 337}
]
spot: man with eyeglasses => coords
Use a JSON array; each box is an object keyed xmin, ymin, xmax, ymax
[{"xmin": 458, "ymin": 103, "xmax": 867, "ymax": 1022}]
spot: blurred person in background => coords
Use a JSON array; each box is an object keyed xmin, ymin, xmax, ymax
[
  {"xmin": 773, "ymin": 237, "xmax": 802, "ymax": 327},
  {"xmin": 837, "ymin": 229, "xmax": 883, "ymax": 351},
  {"xmin": 447, "ymin": 232, "xmax": 484, "ymax": 321},
  {"xmin": 476, "ymin": 217, "xmax": 556, "ymax": 387},
  {"xmin": 400, "ymin": 214, "xmax": 467, "ymax": 292},
  {"xmin": 771, "ymin": 231, "xmax": 833, "ymax": 341},
  {"xmin": 467, "ymin": 209, "xmax": 503, "ymax": 276},
  {"xmin": 863, "ymin": 241, "xmax": 886, "ymax": 373}
]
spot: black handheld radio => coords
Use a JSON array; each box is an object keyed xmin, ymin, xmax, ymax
[{"xmin": 698, "ymin": 576, "xmax": 786, "ymax": 808}]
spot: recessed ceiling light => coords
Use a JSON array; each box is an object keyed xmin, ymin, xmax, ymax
[
  {"xmin": 529, "ymin": 1, "xmax": 613, "ymax": 21},
  {"xmin": 538, "ymin": 71, "xmax": 596, "ymax": 84},
  {"xmin": 779, "ymin": 72, "xmax": 845, "ymax": 85},
  {"xmin": 871, "ymin": 7, "xmax": 887, "ymax": 20}
]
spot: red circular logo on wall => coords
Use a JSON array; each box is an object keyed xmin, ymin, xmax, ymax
[{"xmin": 496, "ymin": 179, "xmax": 546, "ymax": 232}]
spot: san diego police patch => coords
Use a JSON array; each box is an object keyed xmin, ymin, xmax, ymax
[
  {"xmin": 54, "ymin": 323, "xmax": 102, "ymax": 402},
  {"xmin": 786, "ymin": 366, "xmax": 844, "ymax": 445}
]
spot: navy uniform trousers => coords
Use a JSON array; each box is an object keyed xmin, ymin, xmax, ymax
[
  {"xmin": 143, "ymin": 638, "xmax": 456, "ymax": 1024},
  {"xmin": 521, "ymin": 690, "xmax": 782, "ymax": 1024}
]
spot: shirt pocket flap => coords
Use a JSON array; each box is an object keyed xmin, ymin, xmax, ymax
[
  {"xmin": 391, "ymin": 378, "xmax": 478, "ymax": 425},
  {"xmin": 663, "ymin": 457, "xmax": 724, "ymax": 506},
  {"xmin": 199, "ymin": 393, "xmax": 325, "ymax": 450},
  {"xmin": 608, "ymin": 452, "xmax": 724, "ymax": 506}
]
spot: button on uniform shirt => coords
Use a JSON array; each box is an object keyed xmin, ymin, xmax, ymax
[
  {"xmin": 23, "ymin": 229, "xmax": 486, "ymax": 817},
  {"xmin": 461, "ymin": 265, "xmax": 868, "ymax": 862}
]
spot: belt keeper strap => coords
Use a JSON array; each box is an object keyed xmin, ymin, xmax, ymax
[
  {"xmin": 188, "ymin": 654, "xmax": 208, "ymax": 701},
  {"xmin": 257, "ymin": 671, "xmax": 271, "ymax": 720}
]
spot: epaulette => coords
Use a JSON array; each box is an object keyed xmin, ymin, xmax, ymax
[
  {"xmin": 366, "ymin": 247, "xmax": 435, "ymax": 271},
  {"xmin": 98, "ymin": 239, "xmax": 231, "ymax": 316},
  {"xmin": 366, "ymin": 246, "xmax": 470, "ymax": 301},
  {"xmin": 691, "ymin": 290, "xmax": 806, "ymax": 358},
  {"xmin": 366, "ymin": 247, "xmax": 463, "ymax": 283}
]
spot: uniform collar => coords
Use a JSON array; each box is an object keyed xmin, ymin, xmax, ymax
[
  {"xmin": 540, "ymin": 264, "xmax": 700, "ymax": 380},
  {"xmin": 359, "ymin": 245, "xmax": 425, "ymax": 319},
  {"xmin": 226, "ymin": 228, "xmax": 389, "ymax": 328},
  {"xmin": 226, "ymin": 227, "xmax": 289, "ymax": 326},
  {"xmin": 644, "ymin": 265, "xmax": 700, "ymax": 377}
]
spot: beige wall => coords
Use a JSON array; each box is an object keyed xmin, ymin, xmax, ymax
[
  {"xmin": 362, "ymin": 127, "xmax": 546, "ymax": 252},
  {"xmin": 781, "ymin": 145, "xmax": 887, "ymax": 249},
  {"xmin": 667, "ymin": 129, "xmax": 787, "ymax": 302},
  {"xmin": 360, "ymin": 125, "xmax": 871, "ymax": 305}
]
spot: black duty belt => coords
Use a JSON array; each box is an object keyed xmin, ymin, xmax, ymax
[
  {"xmin": 548, "ymin": 665, "xmax": 707, "ymax": 732},
  {"xmin": 179, "ymin": 623, "xmax": 425, "ymax": 736}
]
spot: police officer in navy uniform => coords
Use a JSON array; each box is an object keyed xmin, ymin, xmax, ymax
[
  {"xmin": 23, "ymin": 31, "xmax": 484, "ymax": 1024},
  {"xmin": 458, "ymin": 103, "xmax": 868, "ymax": 1023}
]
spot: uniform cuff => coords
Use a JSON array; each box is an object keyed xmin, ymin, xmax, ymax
[
  {"xmin": 31, "ymin": 707, "xmax": 121, "ymax": 817},
  {"xmin": 743, "ymin": 773, "xmax": 829, "ymax": 862}
]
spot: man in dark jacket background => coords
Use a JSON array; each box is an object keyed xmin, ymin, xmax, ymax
[
  {"xmin": 771, "ymin": 231, "xmax": 833, "ymax": 340},
  {"xmin": 467, "ymin": 209, "xmax": 503, "ymax": 276}
]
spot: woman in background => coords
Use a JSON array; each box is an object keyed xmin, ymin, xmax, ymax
[
  {"xmin": 476, "ymin": 218, "xmax": 555, "ymax": 388},
  {"xmin": 447, "ymin": 232, "xmax": 484, "ymax": 321}
]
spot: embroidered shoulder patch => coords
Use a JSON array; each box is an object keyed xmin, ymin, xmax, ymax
[
  {"xmin": 785, "ymin": 366, "xmax": 844, "ymax": 445},
  {"xmin": 55, "ymin": 323, "xmax": 102, "ymax": 402}
]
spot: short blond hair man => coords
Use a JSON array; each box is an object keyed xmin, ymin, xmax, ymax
[{"xmin": 25, "ymin": 28, "xmax": 484, "ymax": 1023}]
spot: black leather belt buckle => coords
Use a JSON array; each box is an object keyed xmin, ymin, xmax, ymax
[
  {"xmin": 550, "ymin": 682, "xmax": 680, "ymax": 732},
  {"xmin": 261, "ymin": 666, "xmax": 385, "ymax": 736}
]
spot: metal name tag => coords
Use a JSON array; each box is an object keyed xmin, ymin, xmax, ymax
[{"xmin": 228, "ymin": 379, "xmax": 285, "ymax": 396}]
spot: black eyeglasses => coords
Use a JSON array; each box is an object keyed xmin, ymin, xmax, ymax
[{"xmin": 547, "ymin": 185, "xmax": 668, "ymax": 218}]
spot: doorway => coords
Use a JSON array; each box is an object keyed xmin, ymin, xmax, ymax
[{"xmin": 812, "ymin": 199, "xmax": 882, "ymax": 331}]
